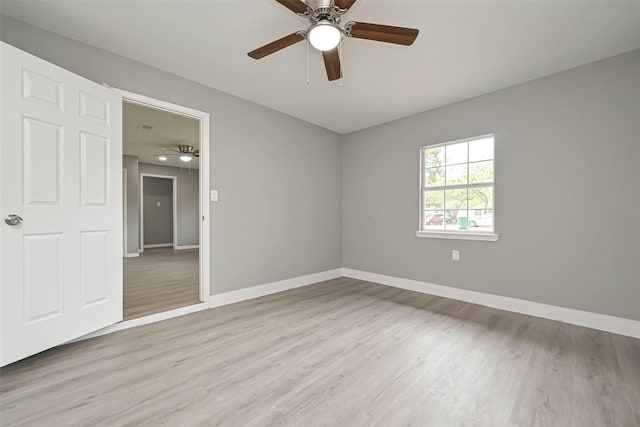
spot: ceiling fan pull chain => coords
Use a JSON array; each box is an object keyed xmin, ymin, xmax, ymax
[
  {"xmin": 338, "ymin": 39, "xmax": 343, "ymax": 87},
  {"xmin": 307, "ymin": 43, "xmax": 311, "ymax": 85}
]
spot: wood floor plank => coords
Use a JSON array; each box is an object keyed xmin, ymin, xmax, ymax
[{"xmin": 1, "ymin": 278, "xmax": 638, "ymax": 426}]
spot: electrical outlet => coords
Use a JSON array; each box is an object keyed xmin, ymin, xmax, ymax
[
  {"xmin": 156, "ymin": 201, "xmax": 161, "ymax": 207},
  {"xmin": 452, "ymin": 250, "xmax": 460, "ymax": 261}
]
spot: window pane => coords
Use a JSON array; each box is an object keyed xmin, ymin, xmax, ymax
[
  {"xmin": 444, "ymin": 210, "xmax": 462, "ymax": 231},
  {"xmin": 469, "ymin": 160, "xmax": 494, "ymax": 184},
  {"xmin": 424, "ymin": 190, "xmax": 444, "ymax": 209},
  {"xmin": 467, "ymin": 210, "xmax": 494, "ymax": 231},
  {"xmin": 445, "ymin": 188, "xmax": 467, "ymax": 210},
  {"xmin": 423, "ymin": 146, "xmax": 445, "ymax": 168},
  {"xmin": 468, "ymin": 186, "xmax": 493, "ymax": 210},
  {"xmin": 446, "ymin": 141, "xmax": 468, "ymax": 165},
  {"xmin": 446, "ymin": 164, "xmax": 468, "ymax": 185},
  {"xmin": 469, "ymin": 137, "xmax": 494, "ymax": 162},
  {"xmin": 424, "ymin": 167, "xmax": 445, "ymax": 187},
  {"xmin": 423, "ymin": 211, "xmax": 445, "ymax": 230}
]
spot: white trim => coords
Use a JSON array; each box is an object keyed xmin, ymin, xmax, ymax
[
  {"xmin": 139, "ymin": 173, "xmax": 177, "ymax": 251},
  {"xmin": 115, "ymin": 88, "xmax": 210, "ymax": 305},
  {"xmin": 143, "ymin": 243, "xmax": 174, "ymax": 249},
  {"xmin": 69, "ymin": 302, "xmax": 209, "ymax": 343},
  {"xmin": 416, "ymin": 231, "xmax": 499, "ymax": 241},
  {"xmin": 138, "ymin": 248, "xmax": 143, "ymax": 253},
  {"xmin": 342, "ymin": 268, "xmax": 640, "ymax": 339},
  {"xmin": 175, "ymin": 245, "xmax": 200, "ymax": 250},
  {"xmin": 115, "ymin": 89, "xmax": 209, "ymax": 119},
  {"xmin": 209, "ymin": 269, "xmax": 344, "ymax": 308},
  {"xmin": 124, "ymin": 252, "xmax": 139, "ymax": 258},
  {"xmin": 122, "ymin": 168, "xmax": 128, "ymax": 257},
  {"xmin": 198, "ymin": 112, "xmax": 211, "ymax": 304}
]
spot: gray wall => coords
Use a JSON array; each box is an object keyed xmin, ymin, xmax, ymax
[
  {"xmin": 0, "ymin": 15, "xmax": 343, "ymax": 296},
  {"xmin": 342, "ymin": 49, "xmax": 640, "ymax": 321},
  {"xmin": 139, "ymin": 163, "xmax": 199, "ymax": 247},
  {"xmin": 122, "ymin": 155, "xmax": 139, "ymax": 255},
  {"xmin": 142, "ymin": 176, "xmax": 174, "ymax": 246}
]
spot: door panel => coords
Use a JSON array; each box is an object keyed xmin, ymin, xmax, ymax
[
  {"xmin": 1, "ymin": 42, "xmax": 123, "ymax": 366},
  {"xmin": 80, "ymin": 132, "xmax": 109, "ymax": 206},
  {"xmin": 80, "ymin": 230, "xmax": 110, "ymax": 307},
  {"xmin": 23, "ymin": 233, "xmax": 64, "ymax": 322},
  {"xmin": 22, "ymin": 69, "xmax": 63, "ymax": 109},
  {"xmin": 23, "ymin": 117, "xmax": 63, "ymax": 206},
  {"xmin": 80, "ymin": 91, "xmax": 111, "ymax": 124}
]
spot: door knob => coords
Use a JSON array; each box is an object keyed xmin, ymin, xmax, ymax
[{"xmin": 4, "ymin": 214, "xmax": 23, "ymax": 226}]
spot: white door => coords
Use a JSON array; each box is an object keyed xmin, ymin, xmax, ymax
[{"xmin": 0, "ymin": 42, "xmax": 123, "ymax": 366}]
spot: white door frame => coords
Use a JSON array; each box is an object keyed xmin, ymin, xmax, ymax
[
  {"xmin": 123, "ymin": 168, "xmax": 128, "ymax": 256},
  {"xmin": 115, "ymin": 88, "xmax": 210, "ymax": 305},
  {"xmin": 140, "ymin": 173, "xmax": 178, "ymax": 250}
]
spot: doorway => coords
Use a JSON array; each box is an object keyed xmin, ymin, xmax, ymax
[
  {"xmin": 140, "ymin": 174, "xmax": 177, "ymax": 250},
  {"xmin": 119, "ymin": 90, "xmax": 210, "ymax": 321}
]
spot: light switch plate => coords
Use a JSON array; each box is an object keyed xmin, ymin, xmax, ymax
[
  {"xmin": 452, "ymin": 250, "xmax": 460, "ymax": 261},
  {"xmin": 210, "ymin": 190, "xmax": 219, "ymax": 202}
]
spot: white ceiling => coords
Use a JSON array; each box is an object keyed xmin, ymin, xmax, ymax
[
  {"xmin": 3, "ymin": 1, "xmax": 640, "ymax": 134},
  {"xmin": 123, "ymin": 101, "xmax": 200, "ymax": 169}
]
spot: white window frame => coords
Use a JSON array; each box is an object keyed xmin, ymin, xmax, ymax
[{"xmin": 416, "ymin": 134, "xmax": 499, "ymax": 241}]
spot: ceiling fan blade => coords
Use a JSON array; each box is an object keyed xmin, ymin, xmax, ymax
[
  {"xmin": 334, "ymin": 0, "xmax": 358, "ymax": 11},
  {"xmin": 274, "ymin": 0, "xmax": 309, "ymax": 15},
  {"xmin": 346, "ymin": 22, "xmax": 419, "ymax": 46},
  {"xmin": 322, "ymin": 48, "xmax": 342, "ymax": 81},
  {"xmin": 248, "ymin": 32, "xmax": 305, "ymax": 59},
  {"xmin": 154, "ymin": 154, "xmax": 181, "ymax": 157}
]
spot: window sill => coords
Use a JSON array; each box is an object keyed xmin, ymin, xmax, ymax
[{"xmin": 416, "ymin": 230, "xmax": 499, "ymax": 241}]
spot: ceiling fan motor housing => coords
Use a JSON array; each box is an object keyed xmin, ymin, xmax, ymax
[
  {"xmin": 306, "ymin": 0, "xmax": 345, "ymax": 23},
  {"xmin": 177, "ymin": 144, "xmax": 197, "ymax": 154}
]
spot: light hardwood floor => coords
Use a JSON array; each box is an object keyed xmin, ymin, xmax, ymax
[
  {"xmin": 1, "ymin": 278, "xmax": 639, "ymax": 426},
  {"xmin": 124, "ymin": 247, "xmax": 200, "ymax": 320}
]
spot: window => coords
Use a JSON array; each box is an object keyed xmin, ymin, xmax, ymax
[{"xmin": 418, "ymin": 134, "xmax": 497, "ymax": 241}]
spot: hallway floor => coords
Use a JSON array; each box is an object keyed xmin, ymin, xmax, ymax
[{"xmin": 124, "ymin": 247, "xmax": 200, "ymax": 320}]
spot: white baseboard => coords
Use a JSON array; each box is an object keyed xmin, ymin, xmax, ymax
[
  {"xmin": 69, "ymin": 301, "xmax": 210, "ymax": 343},
  {"xmin": 175, "ymin": 245, "xmax": 200, "ymax": 250},
  {"xmin": 143, "ymin": 243, "xmax": 173, "ymax": 249},
  {"xmin": 209, "ymin": 268, "xmax": 343, "ymax": 308},
  {"xmin": 342, "ymin": 268, "xmax": 640, "ymax": 339},
  {"xmin": 124, "ymin": 252, "xmax": 139, "ymax": 258}
]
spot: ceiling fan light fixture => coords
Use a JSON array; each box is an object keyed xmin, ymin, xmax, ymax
[
  {"xmin": 179, "ymin": 155, "xmax": 193, "ymax": 162},
  {"xmin": 308, "ymin": 22, "xmax": 342, "ymax": 51}
]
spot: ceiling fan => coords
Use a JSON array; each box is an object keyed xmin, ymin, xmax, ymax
[
  {"xmin": 154, "ymin": 144, "xmax": 199, "ymax": 162},
  {"xmin": 247, "ymin": 0, "xmax": 419, "ymax": 81}
]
